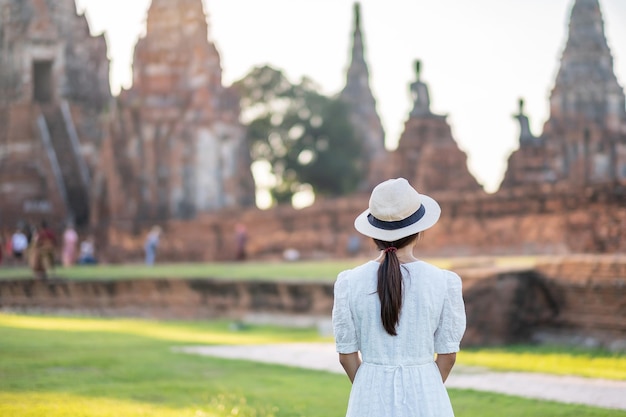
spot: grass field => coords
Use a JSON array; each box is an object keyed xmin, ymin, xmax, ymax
[
  {"xmin": 0, "ymin": 256, "xmax": 541, "ymax": 281},
  {"xmin": 0, "ymin": 260, "xmax": 363, "ymax": 281},
  {"xmin": 460, "ymin": 345, "xmax": 626, "ymax": 380},
  {"xmin": 1, "ymin": 314, "xmax": 624, "ymax": 417}
]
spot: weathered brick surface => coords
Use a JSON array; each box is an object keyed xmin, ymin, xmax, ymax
[
  {"xmin": 0, "ymin": 278, "xmax": 335, "ymax": 320},
  {"xmin": 101, "ymin": 182, "xmax": 626, "ymax": 263},
  {"xmin": 0, "ymin": 1, "xmax": 109, "ymax": 228},
  {"xmin": 532, "ymin": 255, "xmax": 626, "ymax": 347},
  {"xmin": 391, "ymin": 116, "xmax": 483, "ymax": 193},
  {"xmin": 92, "ymin": 0, "xmax": 255, "ymax": 227},
  {"xmin": 502, "ymin": 0, "xmax": 626, "ymax": 188}
]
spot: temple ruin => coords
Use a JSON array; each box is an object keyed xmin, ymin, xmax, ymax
[
  {"xmin": 339, "ymin": 3, "xmax": 387, "ymax": 190},
  {"xmin": 389, "ymin": 61, "xmax": 484, "ymax": 194},
  {"xmin": 92, "ymin": 0, "xmax": 255, "ymax": 230},
  {"xmin": 0, "ymin": 0, "xmax": 110, "ymax": 227},
  {"xmin": 502, "ymin": 0, "xmax": 626, "ymax": 187},
  {"xmin": 0, "ymin": 0, "xmax": 625, "ymax": 261}
]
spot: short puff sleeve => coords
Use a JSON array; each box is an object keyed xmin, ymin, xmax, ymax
[
  {"xmin": 332, "ymin": 271, "xmax": 358, "ymax": 354},
  {"xmin": 434, "ymin": 271, "xmax": 466, "ymax": 354}
]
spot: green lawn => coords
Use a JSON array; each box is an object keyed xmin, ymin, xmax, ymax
[
  {"xmin": 0, "ymin": 314, "xmax": 623, "ymax": 417},
  {"xmin": 0, "ymin": 260, "xmax": 366, "ymax": 281},
  {"xmin": 0, "ymin": 256, "xmax": 541, "ymax": 281}
]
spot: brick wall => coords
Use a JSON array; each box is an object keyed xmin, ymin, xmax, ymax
[
  {"xmin": 533, "ymin": 255, "xmax": 626, "ymax": 349},
  {"xmin": 101, "ymin": 182, "xmax": 626, "ymax": 263}
]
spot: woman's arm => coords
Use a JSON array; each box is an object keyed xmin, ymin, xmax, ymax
[
  {"xmin": 339, "ymin": 352, "xmax": 362, "ymax": 383},
  {"xmin": 435, "ymin": 352, "xmax": 456, "ymax": 383}
]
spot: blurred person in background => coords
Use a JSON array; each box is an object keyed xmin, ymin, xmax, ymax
[
  {"xmin": 144, "ymin": 226, "xmax": 162, "ymax": 266},
  {"xmin": 29, "ymin": 220, "xmax": 57, "ymax": 280},
  {"xmin": 11, "ymin": 229, "xmax": 28, "ymax": 260},
  {"xmin": 77, "ymin": 235, "xmax": 98, "ymax": 265},
  {"xmin": 11, "ymin": 227, "xmax": 28, "ymax": 261},
  {"xmin": 61, "ymin": 223, "xmax": 78, "ymax": 267},
  {"xmin": 235, "ymin": 223, "xmax": 248, "ymax": 261}
]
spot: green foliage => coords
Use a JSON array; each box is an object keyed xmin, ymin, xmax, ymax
[
  {"xmin": 0, "ymin": 315, "xmax": 623, "ymax": 417},
  {"xmin": 234, "ymin": 65, "xmax": 364, "ymax": 205}
]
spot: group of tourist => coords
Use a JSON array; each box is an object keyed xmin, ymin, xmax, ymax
[
  {"xmin": 1, "ymin": 222, "xmax": 164, "ymax": 271},
  {"xmin": 1, "ymin": 221, "xmax": 98, "ymax": 279}
]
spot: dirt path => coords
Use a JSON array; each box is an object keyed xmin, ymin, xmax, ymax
[{"xmin": 176, "ymin": 343, "xmax": 626, "ymax": 411}]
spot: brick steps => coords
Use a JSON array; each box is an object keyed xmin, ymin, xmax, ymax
[{"xmin": 41, "ymin": 105, "xmax": 90, "ymax": 225}]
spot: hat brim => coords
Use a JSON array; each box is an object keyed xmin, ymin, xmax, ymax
[{"xmin": 353, "ymin": 194, "xmax": 441, "ymax": 242}]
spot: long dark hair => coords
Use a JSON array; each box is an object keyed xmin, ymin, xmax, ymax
[{"xmin": 373, "ymin": 233, "xmax": 419, "ymax": 336}]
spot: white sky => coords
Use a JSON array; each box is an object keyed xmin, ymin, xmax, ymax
[{"xmin": 75, "ymin": 0, "xmax": 626, "ymax": 193}]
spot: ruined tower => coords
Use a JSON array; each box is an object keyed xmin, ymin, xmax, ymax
[
  {"xmin": 503, "ymin": 0, "xmax": 626, "ymax": 188},
  {"xmin": 391, "ymin": 61, "xmax": 483, "ymax": 194},
  {"xmin": 548, "ymin": 0, "xmax": 626, "ymax": 184},
  {"xmin": 339, "ymin": 2, "xmax": 386, "ymax": 190},
  {"xmin": 0, "ymin": 0, "xmax": 110, "ymax": 228},
  {"xmin": 96, "ymin": 0, "xmax": 255, "ymax": 226}
]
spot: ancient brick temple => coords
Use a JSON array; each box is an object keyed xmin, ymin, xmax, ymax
[
  {"xmin": 502, "ymin": 0, "xmax": 626, "ymax": 187},
  {"xmin": 389, "ymin": 61, "xmax": 484, "ymax": 194},
  {"xmin": 0, "ymin": 0, "xmax": 110, "ymax": 228},
  {"xmin": 339, "ymin": 4, "xmax": 480, "ymax": 194},
  {"xmin": 339, "ymin": 3, "xmax": 387, "ymax": 190},
  {"xmin": 0, "ymin": 0, "xmax": 255, "ymax": 233},
  {"xmin": 2, "ymin": 0, "xmax": 626, "ymax": 262},
  {"xmin": 93, "ymin": 0, "xmax": 255, "ymax": 229},
  {"xmin": 137, "ymin": 0, "xmax": 625, "ymax": 262}
]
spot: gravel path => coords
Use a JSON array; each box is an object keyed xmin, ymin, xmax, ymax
[{"xmin": 176, "ymin": 343, "xmax": 626, "ymax": 411}]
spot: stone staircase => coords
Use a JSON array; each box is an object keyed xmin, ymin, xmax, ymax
[{"xmin": 39, "ymin": 105, "xmax": 90, "ymax": 226}]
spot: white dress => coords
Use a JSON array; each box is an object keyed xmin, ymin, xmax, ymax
[{"xmin": 332, "ymin": 261, "xmax": 466, "ymax": 417}]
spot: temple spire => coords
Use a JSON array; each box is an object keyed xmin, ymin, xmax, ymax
[
  {"xmin": 339, "ymin": 2, "xmax": 386, "ymax": 188},
  {"xmin": 346, "ymin": 2, "xmax": 366, "ymax": 78},
  {"xmin": 549, "ymin": 0, "xmax": 625, "ymax": 129}
]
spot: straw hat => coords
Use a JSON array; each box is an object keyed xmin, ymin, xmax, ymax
[{"xmin": 354, "ymin": 178, "xmax": 441, "ymax": 242}]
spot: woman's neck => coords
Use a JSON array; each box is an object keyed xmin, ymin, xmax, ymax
[{"xmin": 374, "ymin": 245, "xmax": 419, "ymax": 264}]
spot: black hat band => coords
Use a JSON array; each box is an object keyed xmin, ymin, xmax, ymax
[{"xmin": 367, "ymin": 204, "xmax": 425, "ymax": 231}]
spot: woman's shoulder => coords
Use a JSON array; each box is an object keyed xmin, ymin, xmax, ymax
[
  {"xmin": 336, "ymin": 261, "xmax": 377, "ymax": 282},
  {"xmin": 407, "ymin": 261, "xmax": 461, "ymax": 284},
  {"xmin": 339, "ymin": 260, "xmax": 377, "ymax": 275}
]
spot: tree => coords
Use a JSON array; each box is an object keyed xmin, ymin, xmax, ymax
[{"xmin": 234, "ymin": 65, "xmax": 363, "ymax": 206}]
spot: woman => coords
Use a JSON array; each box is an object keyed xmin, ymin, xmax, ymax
[
  {"xmin": 61, "ymin": 224, "xmax": 78, "ymax": 267},
  {"xmin": 332, "ymin": 178, "xmax": 466, "ymax": 417}
]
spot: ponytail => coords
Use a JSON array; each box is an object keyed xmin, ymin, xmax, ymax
[{"xmin": 374, "ymin": 233, "xmax": 419, "ymax": 336}]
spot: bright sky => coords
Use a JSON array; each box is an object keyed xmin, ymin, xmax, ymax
[{"xmin": 75, "ymin": 0, "xmax": 626, "ymax": 193}]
